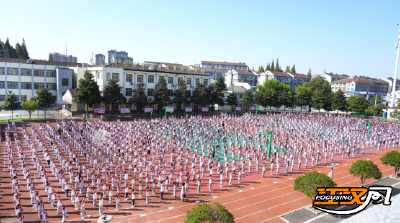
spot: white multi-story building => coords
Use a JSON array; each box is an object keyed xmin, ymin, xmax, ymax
[
  {"xmin": 0, "ymin": 57, "xmax": 77, "ymax": 104},
  {"xmin": 321, "ymin": 72, "xmax": 349, "ymax": 84},
  {"xmin": 196, "ymin": 61, "xmax": 248, "ymax": 71},
  {"xmin": 106, "ymin": 50, "xmax": 133, "ymax": 64},
  {"xmin": 64, "ymin": 63, "xmax": 213, "ymax": 113},
  {"xmin": 383, "ymin": 77, "xmax": 400, "ymax": 93}
]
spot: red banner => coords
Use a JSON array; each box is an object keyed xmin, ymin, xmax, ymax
[
  {"xmin": 185, "ymin": 107, "xmax": 193, "ymax": 112},
  {"xmin": 201, "ymin": 107, "xmax": 209, "ymax": 112},
  {"xmin": 144, "ymin": 107, "xmax": 154, "ymax": 113},
  {"xmin": 93, "ymin": 107, "xmax": 106, "ymax": 114}
]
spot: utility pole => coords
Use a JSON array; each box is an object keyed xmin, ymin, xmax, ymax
[{"xmin": 390, "ymin": 24, "xmax": 400, "ymax": 107}]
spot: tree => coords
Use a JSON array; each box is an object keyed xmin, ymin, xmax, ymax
[
  {"xmin": 208, "ymin": 83, "xmax": 225, "ymax": 109},
  {"xmin": 294, "ymin": 171, "xmax": 337, "ymax": 202},
  {"xmin": 184, "ymin": 202, "xmax": 234, "ymax": 223},
  {"xmin": 15, "ymin": 43, "xmax": 23, "ymax": 59},
  {"xmin": 215, "ymin": 76, "xmax": 227, "ymax": 90},
  {"xmin": 174, "ymin": 79, "xmax": 189, "ymax": 109},
  {"xmin": 34, "ymin": 88, "xmax": 56, "ymax": 119},
  {"xmin": 280, "ymin": 91, "xmax": 294, "ymax": 110},
  {"xmin": 258, "ymin": 65, "xmax": 265, "ymax": 73},
  {"xmin": 129, "ymin": 82, "xmax": 147, "ymax": 110},
  {"xmin": 192, "ymin": 83, "xmax": 209, "ymax": 107},
  {"xmin": 370, "ymin": 95, "xmax": 383, "ymax": 107},
  {"xmin": 275, "ymin": 58, "xmax": 281, "ymax": 71},
  {"xmin": 271, "ymin": 60, "xmax": 275, "ymax": 71},
  {"xmin": 391, "ymin": 109, "xmax": 400, "ymax": 120},
  {"xmin": 72, "ymin": 70, "xmax": 102, "ymax": 118},
  {"xmin": 4, "ymin": 90, "xmax": 21, "ymax": 120},
  {"xmin": 242, "ymin": 89, "xmax": 255, "ymax": 112},
  {"xmin": 349, "ymin": 160, "xmax": 382, "ymax": 186},
  {"xmin": 331, "ymin": 90, "xmax": 347, "ymax": 113},
  {"xmin": 255, "ymin": 91, "xmax": 265, "ymax": 108},
  {"xmin": 290, "ymin": 64, "xmax": 296, "ymax": 74},
  {"xmin": 265, "ymin": 90, "xmax": 278, "ymax": 112},
  {"xmin": 346, "ymin": 95, "xmax": 369, "ymax": 114},
  {"xmin": 266, "ymin": 63, "xmax": 271, "ymax": 71},
  {"xmin": 312, "ymin": 91, "xmax": 327, "ymax": 113},
  {"xmin": 48, "ymin": 53, "xmax": 53, "ymax": 61},
  {"xmin": 381, "ymin": 151, "xmax": 400, "ymax": 177},
  {"xmin": 285, "ymin": 65, "xmax": 290, "ymax": 73},
  {"xmin": 21, "ymin": 99, "xmax": 38, "ymax": 119},
  {"xmin": 295, "ymin": 91, "xmax": 309, "ymax": 113},
  {"xmin": 102, "ymin": 79, "xmax": 126, "ymax": 116},
  {"xmin": 21, "ymin": 38, "xmax": 29, "ymax": 59},
  {"xmin": 307, "ymin": 69, "xmax": 312, "ymax": 80},
  {"xmin": 154, "ymin": 77, "xmax": 171, "ymax": 109},
  {"xmin": 226, "ymin": 93, "xmax": 237, "ymax": 112}
]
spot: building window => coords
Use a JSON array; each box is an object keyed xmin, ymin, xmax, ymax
[
  {"xmin": 20, "ymin": 95, "xmax": 27, "ymax": 101},
  {"xmin": 178, "ymin": 77, "xmax": 183, "ymax": 84},
  {"xmin": 186, "ymin": 78, "xmax": 192, "ymax": 85},
  {"xmin": 0, "ymin": 67, "xmax": 5, "ymax": 75},
  {"xmin": 0, "ymin": 95, "xmax": 5, "ymax": 101},
  {"xmin": 46, "ymin": 70, "xmax": 56, "ymax": 77},
  {"xmin": 7, "ymin": 68, "xmax": 18, "ymax": 75},
  {"xmin": 62, "ymin": 78, "xmax": 69, "ymax": 86},
  {"xmin": 195, "ymin": 78, "xmax": 200, "ymax": 86},
  {"xmin": 137, "ymin": 75, "xmax": 144, "ymax": 83},
  {"xmin": 34, "ymin": 69, "xmax": 45, "ymax": 77},
  {"xmin": 7, "ymin": 81, "xmax": 19, "ymax": 89},
  {"xmin": 21, "ymin": 69, "xmax": 32, "ymax": 76},
  {"xmin": 126, "ymin": 74, "xmax": 133, "ymax": 82},
  {"xmin": 107, "ymin": 73, "xmax": 111, "ymax": 80},
  {"xmin": 97, "ymin": 72, "xmax": 103, "ymax": 79},
  {"xmin": 126, "ymin": 88, "xmax": 133, "ymax": 96},
  {"xmin": 168, "ymin": 90, "xmax": 174, "ymax": 96},
  {"xmin": 168, "ymin": 77, "xmax": 174, "ymax": 84},
  {"xmin": 21, "ymin": 82, "xmax": 32, "ymax": 89},
  {"xmin": 203, "ymin": 79, "xmax": 208, "ymax": 85},
  {"xmin": 0, "ymin": 81, "xmax": 5, "ymax": 89},
  {"xmin": 47, "ymin": 83, "xmax": 57, "ymax": 90},
  {"xmin": 34, "ymin": 82, "xmax": 45, "ymax": 90},
  {"xmin": 147, "ymin": 89, "xmax": 154, "ymax": 96},
  {"xmin": 186, "ymin": 90, "xmax": 191, "ymax": 98},
  {"xmin": 77, "ymin": 103, "xmax": 85, "ymax": 111},
  {"xmin": 112, "ymin": 73, "xmax": 119, "ymax": 80},
  {"xmin": 148, "ymin": 75, "xmax": 154, "ymax": 83}
]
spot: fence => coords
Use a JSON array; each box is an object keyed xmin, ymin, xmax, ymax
[{"xmin": 0, "ymin": 113, "xmax": 55, "ymax": 120}]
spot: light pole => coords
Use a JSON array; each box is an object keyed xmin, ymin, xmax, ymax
[
  {"xmin": 259, "ymin": 130, "xmax": 273, "ymax": 159},
  {"xmin": 390, "ymin": 24, "xmax": 400, "ymax": 107},
  {"xmin": 327, "ymin": 163, "xmax": 339, "ymax": 179}
]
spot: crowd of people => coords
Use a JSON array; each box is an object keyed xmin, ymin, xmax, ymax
[{"xmin": 3, "ymin": 112, "xmax": 400, "ymax": 222}]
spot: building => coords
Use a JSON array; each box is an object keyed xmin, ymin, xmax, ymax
[
  {"xmin": 287, "ymin": 73, "xmax": 310, "ymax": 89},
  {"xmin": 63, "ymin": 63, "xmax": 213, "ymax": 114},
  {"xmin": 201, "ymin": 67, "xmax": 228, "ymax": 80},
  {"xmin": 95, "ymin": 54, "xmax": 105, "ymax": 65},
  {"xmin": 50, "ymin": 52, "xmax": 78, "ymax": 63},
  {"xmin": 106, "ymin": 50, "xmax": 133, "ymax": 64},
  {"xmin": 382, "ymin": 77, "xmax": 400, "ymax": 93},
  {"xmin": 321, "ymin": 72, "xmax": 350, "ymax": 84},
  {"xmin": 331, "ymin": 77, "xmax": 389, "ymax": 101},
  {"xmin": 225, "ymin": 69, "xmax": 257, "ymax": 90},
  {"xmin": 196, "ymin": 61, "xmax": 248, "ymax": 71},
  {"xmin": 0, "ymin": 57, "xmax": 78, "ymax": 104}
]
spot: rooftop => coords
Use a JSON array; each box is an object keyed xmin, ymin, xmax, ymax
[
  {"xmin": 268, "ymin": 71, "xmax": 291, "ymax": 77},
  {"xmin": 144, "ymin": 61, "xmax": 183, "ymax": 66},
  {"xmin": 290, "ymin": 73, "xmax": 308, "ymax": 78},
  {"xmin": 333, "ymin": 78, "xmax": 369, "ymax": 84},
  {"xmin": 0, "ymin": 57, "xmax": 85, "ymax": 67},
  {"xmin": 324, "ymin": 72, "xmax": 349, "ymax": 78},
  {"xmin": 236, "ymin": 70, "xmax": 255, "ymax": 75},
  {"xmin": 202, "ymin": 61, "xmax": 248, "ymax": 67},
  {"xmin": 225, "ymin": 86, "xmax": 247, "ymax": 93},
  {"xmin": 102, "ymin": 63, "xmax": 210, "ymax": 76}
]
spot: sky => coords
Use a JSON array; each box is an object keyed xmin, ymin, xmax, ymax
[{"xmin": 2, "ymin": 0, "xmax": 400, "ymax": 79}]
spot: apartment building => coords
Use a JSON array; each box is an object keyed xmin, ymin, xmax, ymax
[
  {"xmin": 0, "ymin": 57, "xmax": 78, "ymax": 104},
  {"xmin": 196, "ymin": 61, "xmax": 248, "ymax": 71}
]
